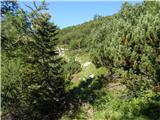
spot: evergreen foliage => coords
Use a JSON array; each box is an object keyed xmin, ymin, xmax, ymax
[
  {"xmin": 1, "ymin": 2, "xmax": 66, "ymax": 119},
  {"xmin": 88, "ymin": 1, "xmax": 160, "ymax": 94},
  {"xmin": 21, "ymin": 12, "xmax": 65, "ymax": 119},
  {"xmin": 1, "ymin": 1, "xmax": 160, "ymax": 119}
]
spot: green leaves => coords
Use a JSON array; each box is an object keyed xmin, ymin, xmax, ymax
[
  {"xmin": 1, "ymin": 2, "xmax": 66, "ymax": 119},
  {"xmin": 63, "ymin": 58, "xmax": 82, "ymax": 80},
  {"xmin": 86, "ymin": 1, "xmax": 160, "ymax": 96}
]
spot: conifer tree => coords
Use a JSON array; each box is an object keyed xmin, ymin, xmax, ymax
[
  {"xmin": 89, "ymin": 1, "xmax": 160, "ymax": 94},
  {"xmin": 21, "ymin": 12, "xmax": 66, "ymax": 119},
  {"xmin": 2, "ymin": 2, "xmax": 66, "ymax": 119}
]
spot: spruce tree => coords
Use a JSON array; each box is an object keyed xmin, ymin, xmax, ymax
[
  {"xmin": 21, "ymin": 12, "xmax": 66, "ymax": 119},
  {"xmin": 2, "ymin": 2, "xmax": 66, "ymax": 118}
]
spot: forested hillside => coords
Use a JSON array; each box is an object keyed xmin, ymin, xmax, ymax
[
  {"xmin": 59, "ymin": 2, "xmax": 160, "ymax": 119},
  {"xmin": 58, "ymin": 15, "xmax": 111, "ymax": 50},
  {"xmin": 1, "ymin": 1, "xmax": 160, "ymax": 120}
]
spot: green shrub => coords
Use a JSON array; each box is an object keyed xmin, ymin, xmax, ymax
[
  {"xmin": 63, "ymin": 58, "xmax": 82, "ymax": 80},
  {"xmin": 93, "ymin": 91, "xmax": 160, "ymax": 120}
]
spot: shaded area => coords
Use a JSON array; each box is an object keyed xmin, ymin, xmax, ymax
[
  {"xmin": 60, "ymin": 72, "xmax": 114, "ymax": 119},
  {"xmin": 140, "ymin": 100, "xmax": 160, "ymax": 120}
]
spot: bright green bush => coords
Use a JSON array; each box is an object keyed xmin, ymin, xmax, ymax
[
  {"xmin": 88, "ymin": 1, "xmax": 160, "ymax": 96},
  {"xmin": 63, "ymin": 58, "xmax": 82, "ymax": 80},
  {"xmin": 93, "ymin": 91, "xmax": 160, "ymax": 120}
]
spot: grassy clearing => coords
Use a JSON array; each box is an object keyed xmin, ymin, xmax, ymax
[
  {"xmin": 62, "ymin": 50, "xmax": 160, "ymax": 120},
  {"xmin": 62, "ymin": 52, "xmax": 159, "ymax": 120},
  {"xmin": 66, "ymin": 51, "xmax": 107, "ymax": 89}
]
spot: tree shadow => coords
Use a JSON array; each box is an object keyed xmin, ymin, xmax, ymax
[
  {"xmin": 140, "ymin": 101, "xmax": 160, "ymax": 120},
  {"xmin": 156, "ymin": 67, "xmax": 160, "ymax": 83},
  {"xmin": 61, "ymin": 72, "xmax": 114, "ymax": 119}
]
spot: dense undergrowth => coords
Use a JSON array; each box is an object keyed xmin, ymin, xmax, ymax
[
  {"xmin": 59, "ymin": 1, "xmax": 160, "ymax": 120},
  {"xmin": 1, "ymin": 1, "xmax": 160, "ymax": 120}
]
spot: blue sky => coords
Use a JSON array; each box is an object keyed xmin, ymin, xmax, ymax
[{"xmin": 19, "ymin": 1, "xmax": 142, "ymax": 28}]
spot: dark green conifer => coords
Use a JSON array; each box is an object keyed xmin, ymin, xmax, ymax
[{"xmin": 22, "ymin": 12, "xmax": 66, "ymax": 119}]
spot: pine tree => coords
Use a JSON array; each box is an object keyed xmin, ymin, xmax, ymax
[
  {"xmin": 21, "ymin": 13, "xmax": 66, "ymax": 119},
  {"xmin": 89, "ymin": 1, "xmax": 160, "ymax": 95},
  {"xmin": 2, "ymin": 2, "xmax": 66, "ymax": 119}
]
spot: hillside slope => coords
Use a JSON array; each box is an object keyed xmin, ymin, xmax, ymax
[{"xmin": 60, "ymin": 1, "xmax": 160, "ymax": 120}]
